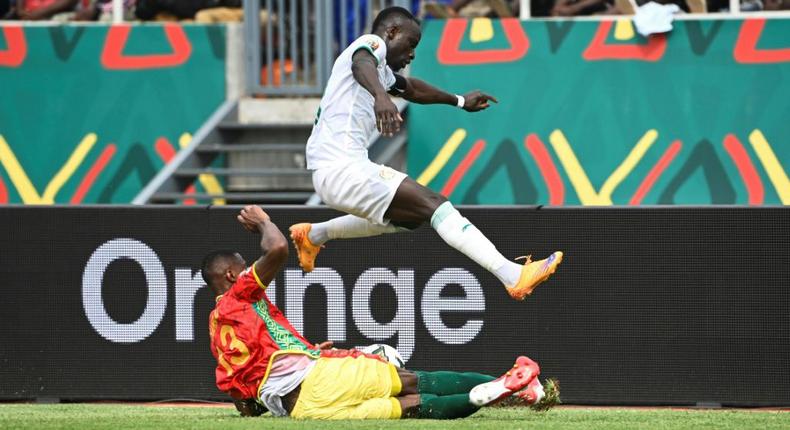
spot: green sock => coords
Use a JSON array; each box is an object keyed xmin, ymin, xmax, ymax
[
  {"xmin": 416, "ymin": 371, "xmax": 495, "ymax": 396},
  {"xmin": 417, "ymin": 393, "xmax": 480, "ymax": 420}
]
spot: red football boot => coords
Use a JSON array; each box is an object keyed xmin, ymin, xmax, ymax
[
  {"xmin": 469, "ymin": 356, "xmax": 540, "ymax": 406},
  {"xmin": 515, "ymin": 377, "xmax": 545, "ymax": 405}
]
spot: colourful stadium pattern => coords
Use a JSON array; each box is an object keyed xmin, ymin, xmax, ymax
[
  {"xmin": 434, "ymin": 18, "xmax": 789, "ymax": 64},
  {"xmin": 1, "ymin": 23, "xmax": 196, "ymax": 70},
  {"xmin": 0, "ymin": 133, "xmax": 224, "ymax": 204},
  {"xmin": 0, "ymin": 26, "xmax": 26, "ymax": 67},
  {"xmin": 2, "ymin": 20, "xmax": 788, "ymax": 205},
  {"xmin": 416, "ymin": 128, "xmax": 787, "ymax": 205},
  {"xmin": 101, "ymin": 24, "xmax": 192, "ymax": 69},
  {"xmin": 0, "ymin": 24, "xmax": 225, "ymax": 204},
  {"xmin": 409, "ymin": 18, "xmax": 790, "ymax": 205}
]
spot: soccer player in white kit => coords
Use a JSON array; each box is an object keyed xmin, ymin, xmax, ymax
[{"xmin": 290, "ymin": 7, "xmax": 562, "ymax": 300}]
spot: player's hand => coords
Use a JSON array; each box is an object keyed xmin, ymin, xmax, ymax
[
  {"xmin": 374, "ymin": 95, "xmax": 402, "ymax": 137},
  {"xmin": 237, "ymin": 205, "xmax": 271, "ymax": 233},
  {"xmin": 461, "ymin": 90, "xmax": 498, "ymax": 112},
  {"xmin": 233, "ymin": 398, "xmax": 266, "ymax": 417},
  {"xmin": 316, "ymin": 340, "xmax": 334, "ymax": 350}
]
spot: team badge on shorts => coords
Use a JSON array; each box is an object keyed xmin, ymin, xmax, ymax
[{"xmin": 379, "ymin": 166, "xmax": 396, "ymax": 180}]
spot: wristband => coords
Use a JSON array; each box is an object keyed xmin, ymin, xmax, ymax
[{"xmin": 455, "ymin": 95, "xmax": 465, "ymax": 109}]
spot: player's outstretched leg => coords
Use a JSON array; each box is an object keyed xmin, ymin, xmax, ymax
[
  {"xmin": 469, "ymin": 356, "xmax": 540, "ymax": 406},
  {"xmin": 409, "ymin": 368, "xmax": 559, "ymax": 412},
  {"xmin": 406, "ymin": 357, "xmax": 540, "ymax": 420},
  {"xmin": 290, "ymin": 215, "xmax": 407, "ymax": 272},
  {"xmin": 387, "ymin": 178, "xmax": 563, "ymax": 300},
  {"xmin": 430, "ymin": 201, "xmax": 563, "ymax": 300}
]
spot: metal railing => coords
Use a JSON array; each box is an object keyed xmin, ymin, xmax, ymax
[
  {"xmin": 244, "ymin": 0, "xmax": 410, "ymax": 96},
  {"xmin": 241, "ymin": 0, "xmax": 790, "ymax": 96}
]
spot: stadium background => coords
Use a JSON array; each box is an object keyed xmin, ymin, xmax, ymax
[
  {"xmin": 1, "ymin": 6, "xmax": 790, "ymax": 410},
  {"xmin": 1, "ymin": 206, "xmax": 789, "ymax": 405}
]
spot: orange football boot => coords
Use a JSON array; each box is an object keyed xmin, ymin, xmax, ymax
[
  {"xmin": 506, "ymin": 251, "xmax": 563, "ymax": 300},
  {"xmin": 289, "ymin": 223, "xmax": 322, "ymax": 273}
]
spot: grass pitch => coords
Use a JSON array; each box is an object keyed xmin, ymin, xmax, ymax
[{"xmin": 1, "ymin": 404, "xmax": 788, "ymax": 430}]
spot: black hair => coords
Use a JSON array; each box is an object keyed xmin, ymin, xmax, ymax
[
  {"xmin": 201, "ymin": 250, "xmax": 241, "ymax": 293},
  {"xmin": 371, "ymin": 6, "xmax": 420, "ymax": 34}
]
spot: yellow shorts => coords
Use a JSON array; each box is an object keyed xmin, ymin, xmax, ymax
[{"xmin": 291, "ymin": 356, "xmax": 403, "ymax": 420}]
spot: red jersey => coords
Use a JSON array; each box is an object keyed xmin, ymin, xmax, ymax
[{"xmin": 209, "ymin": 266, "xmax": 319, "ymax": 399}]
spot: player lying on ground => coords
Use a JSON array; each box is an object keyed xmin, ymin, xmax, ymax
[
  {"xmin": 204, "ymin": 206, "xmax": 559, "ymax": 420},
  {"xmin": 289, "ymin": 7, "xmax": 562, "ymax": 301}
]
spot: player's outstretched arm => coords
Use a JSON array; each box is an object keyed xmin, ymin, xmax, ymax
[
  {"xmin": 394, "ymin": 76, "xmax": 498, "ymax": 112},
  {"xmin": 351, "ymin": 49, "xmax": 402, "ymax": 136},
  {"xmin": 237, "ymin": 205, "xmax": 288, "ymax": 287}
]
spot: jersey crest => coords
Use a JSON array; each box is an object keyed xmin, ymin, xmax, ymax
[{"xmin": 365, "ymin": 37, "xmax": 380, "ymax": 51}]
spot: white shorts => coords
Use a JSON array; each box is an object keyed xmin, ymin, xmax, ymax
[{"xmin": 312, "ymin": 159, "xmax": 408, "ymax": 226}]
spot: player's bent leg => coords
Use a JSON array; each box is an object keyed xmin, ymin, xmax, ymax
[
  {"xmin": 469, "ymin": 356, "xmax": 540, "ymax": 406},
  {"xmin": 290, "ymin": 216, "xmax": 406, "ymax": 272},
  {"xmin": 291, "ymin": 162, "xmax": 417, "ymax": 272},
  {"xmin": 384, "ymin": 177, "xmax": 446, "ymax": 223},
  {"xmin": 308, "ymin": 215, "xmax": 402, "ymax": 246}
]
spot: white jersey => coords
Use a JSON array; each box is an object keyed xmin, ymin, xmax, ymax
[{"xmin": 306, "ymin": 34, "xmax": 397, "ymax": 170}]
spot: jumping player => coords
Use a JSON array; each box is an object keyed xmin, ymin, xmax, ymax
[
  {"xmin": 290, "ymin": 7, "xmax": 562, "ymax": 300},
  {"xmin": 205, "ymin": 205, "xmax": 557, "ymax": 419}
]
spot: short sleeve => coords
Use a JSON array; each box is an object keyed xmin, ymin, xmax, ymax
[
  {"xmin": 350, "ymin": 35, "xmax": 387, "ymax": 66},
  {"xmin": 228, "ymin": 266, "xmax": 266, "ymax": 303}
]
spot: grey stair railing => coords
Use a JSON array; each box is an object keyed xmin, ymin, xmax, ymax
[
  {"xmin": 133, "ymin": 100, "xmax": 237, "ymax": 205},
  {"xmin": 135, "ymin": 101, "xmax": 409, "ymax": 206},
  {"xmin": 133, "ymin": 99, "xmax": 315, "ymax": 205}
]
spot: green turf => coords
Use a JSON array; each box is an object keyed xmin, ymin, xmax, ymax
[{"xmin": 1, "ymin": 404, "xmax": 788, "ymax": 430}]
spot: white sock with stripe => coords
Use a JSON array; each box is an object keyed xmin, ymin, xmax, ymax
[{"xmin": 431, "ymin": 202, "xmax": 522, "ymax": 287}]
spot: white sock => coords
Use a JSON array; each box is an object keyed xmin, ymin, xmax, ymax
[
  {"xmin": 431, "ymin": 202, "xmax": 522, "ymax": 287},
  {"xmin": 308, "ymin": 215, "xmax": 401, "ymax": 245}
]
